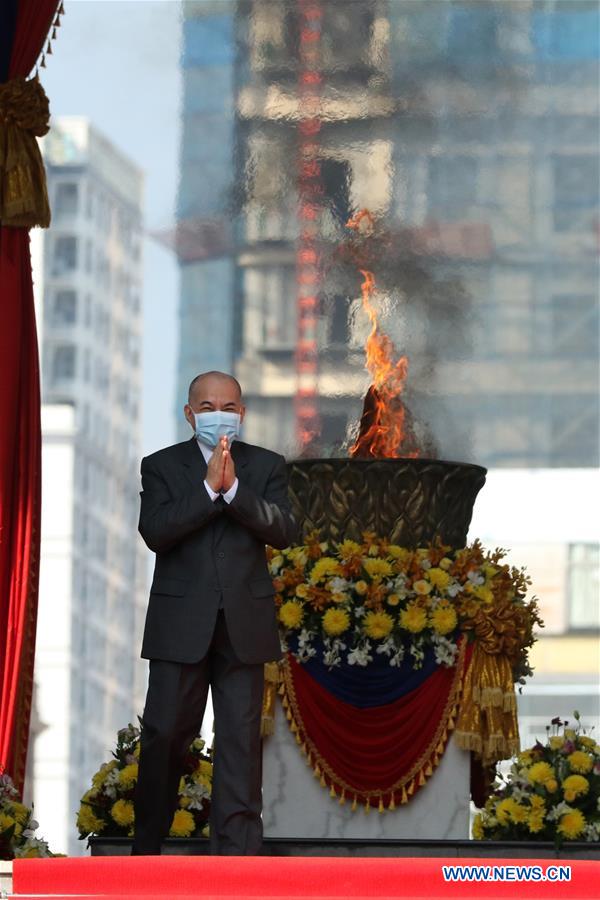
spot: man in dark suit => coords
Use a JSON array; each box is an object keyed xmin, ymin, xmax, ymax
[{"xmin": 132, "ymin": 371, "xmax": 296, "ymax": 856}]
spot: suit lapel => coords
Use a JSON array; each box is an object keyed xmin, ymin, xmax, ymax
[{"xmin": 181, "ymin": 437, "xmax": 208, "ymax": 489}]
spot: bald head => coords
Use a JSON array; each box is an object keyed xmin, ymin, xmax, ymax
[
  {"xmin": 184, "ymin": 371, "xmax": 245, "ymax": 433},
  {"xmin": 188, "ymin": 371, "xmax": 242, "ymax": 404}
]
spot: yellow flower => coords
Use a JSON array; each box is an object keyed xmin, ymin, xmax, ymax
[
  {"xmin": 270, "ymin": 554, "xmax": 284, "ymax": 571},
  {"xmin": 427, "ymin": 568, "xmax": 451, "ymax": 591},
  {"xmin": 439, "ymin": 557, "xmax": 453, "ymax": 570},
  {"xmin": 495, "ymin": 798, "xmax": 517, "ymax": 824},
  {"xmin": 557, "ymin": 809, "xmax": 586, "ymax": 840},
  {"xmin": 578, "ymin": 736, "xmax": 595, "ymax": 749},
  {"xmin": 482, "ymin": 564, "xmax": 498, "ymax": 580},
  {"xmin": 549, "ymin": 736, "xmax": 564, "ymax": 750},
  {"xmin": 309, "ymin": 557, "xmax": 342, "ymax": 584},
  {"xmin": 0, "ymin": 813, "xmax": 16, "ymax": 834},
  {"xmin": 399, "ymin": 602, "xmax": 427, "ymax": 633},
  {"xmin": 387, "ymin": 593, "xmax": 400, "ymax": 606},
  {"xmin": 564, "ymin": 728, "xmax": 577, "ymax": 741},
  {"xmin": 363, "ymin": 558, "xmax": 393, "ymax": 580},
  {"xmin": 81, "ymin": 789, "xmax": 98, "ymax": 805},
  {"xmin": 528, "ymin": 813, "xmax": 545, "ymax": 834},
  {"xmin": 76, "ymin": 804, "xmax": 105, "ymax": 836},
  {"xmin": 198, "ymin": 759, "xmax": 212, "ymax": 778},
  {"xmin": 413, "ymin": 579, "xmax": 432, "ymax": 596},
  {"xmin": 526, "ymin": 761, "xmax": 555, "ymax": 786},
  {"xmin": 279, "ymin": 601, "xmax": 304, "ymax": 629},
  {"xmin": 363, "ymin": 610, "xmax": 394, "ymax": 640},
  {"xmin": 92, "ymin": 759, "xmax": 118, "ymax": 787},
  {"xmin": 568, "ymin": 751, "xmax": 593, "ymax": 774},
  {"xmin": 474, "ymin": 585, "xmax": 494, "ymax": 604},
  {"xmin": 295, "ymin": 583, "xmax": 309, "ymax": 599},
  {"xmin": 134, "ymin": 743, "xmax": 141, "ymax": 759},
  {"xmin": 472, "ymin": 813, "xmax": 484, "ymax": 840},
  {"xmin": 518, "ymin": 750, "xmax": 533, "ymax": 766},
  {"xmin": 169, "ymin": 809, "xmax": 195, "ymax": 838},
  {"xmin": 337, "ymin": 539, "xmax": 362, "ymax": 559},
  {"xmin": 545, "ymin": 778, "xmax": 558, "ymax": 794},
  {"xmin": 387, "ymin": 545, "xmax": 411, "ymax": 562},
  {"xmin": 10, "ymin": 802, "xmax": 29, "ymax": 825},
  {"xmin": 429, "ymin": 602, "xmax": 458, "ymax": 635},
  {"xmin": 562, "ymin": 774, "xmax": 589, "ymax": 801},
  {"xmin": 322, "ymin": 608, "xmax": 351, "ymax": 636},
  {"xmin": 510, "ymin": 803, "xmax": 529, "ymax": 824},
  {"xmin": 355, "ymin": 580, "xmax": 368, "ymax": 596},
  {"xmin": 111, "ymin": 799, "xmax": 134, "ymax": 827},
  {"xmin": 118, "ymin": 763, "xmax": 138, "ymax": 789}
]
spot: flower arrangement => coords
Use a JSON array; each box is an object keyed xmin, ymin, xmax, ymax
[
  {"xmin": 77, "ymin": 723, "xmax": 212, "ymax": 842},
  {"xmin": 473, "ymin": 714, "xmax": 600, "ymax": 845},
  {"xmin": 269, "ymin": 532, "xmax": 541, "ymax": 677},
  {"xmin": 0, "ymin": 772, "xmax": 55, "ymax": 859}
]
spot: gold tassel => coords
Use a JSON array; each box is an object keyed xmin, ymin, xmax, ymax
[
  {"xmin": 40, "ymin": 55, "xmax": 46, "ymax": 68},
  {"xmin": 425, "ymin": 763, "xmax": 433, "ymax": 777},
  {"xmin": 418, "ymin": 770, "xmax": 426, "ymax": 786},
  {"xmin": 339, "ymin": 789, "xmax": 346, "ymax": 806},
  {"xmin": 407, "ymin": 779, "xmax": 415, "ymax": 796},
  {"xmin": 319, "ymin": 774, "xmax": 326, "ymax": 788},
  {"xmin": 351, "ymin": 795, "xmax": 357, "ymax": 812},
  {"xmin": 314, "ymin": 764, "xmax": 321, "ymax": 778},
  {"xmin": 329, "ymin": 784, "xmax": 336, "ymax": 798},
  {"xmin": 400, "ymin": 786, "xmax": 408, "ymax": 804},
  {"xmin": 295, "ymin": 732, "xmax": 302, "ymax": 745},
  {"xmin": 364, "ymin": 799, "xmax": 370, "ymax": 815},
  {"xmin": 378, "ymin": 796, "xmax": 384, "ymax": 814},
  {"xmin": 388, "ymin": 795, "xmax": 396, "ymax": 811},
  {"xmin": 46, "ymin": 41, "xmax": 52, "ymax": 55}
]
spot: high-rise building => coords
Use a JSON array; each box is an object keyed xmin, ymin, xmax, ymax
[{"xmin": 29, "ymin": 117, "xmax": 147, "ymax": 855}]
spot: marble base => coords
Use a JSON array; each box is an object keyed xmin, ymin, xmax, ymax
[{"xmin": 262, "ymin": 699, "xmax": 470, "ymax": 840}]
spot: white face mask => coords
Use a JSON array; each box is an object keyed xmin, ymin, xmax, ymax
[{"xmin": 194, "ymin": 410, "xmax": 241, "ymax": 448}]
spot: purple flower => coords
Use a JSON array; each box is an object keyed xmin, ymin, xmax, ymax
[
  {"xmin": 562, "ymin": 740, "xmax": 576, "ymax": 754},
  {"xmin": 551, "ymin": 717, "xmax": 563, "ymax": 726}
]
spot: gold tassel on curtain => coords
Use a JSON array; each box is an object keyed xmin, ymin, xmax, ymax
[
  {"xmin": 0, "ymin": 76, "xmax": 51, "ymax": 228},
  {"xmin": 260, "ymin": 661, "xmax": 280, "ymax": 738}
]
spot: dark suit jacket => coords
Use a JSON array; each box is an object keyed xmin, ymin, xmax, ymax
[{"xmin": 138, "ymin": 437, "xmax": 296, "ymax": 665}]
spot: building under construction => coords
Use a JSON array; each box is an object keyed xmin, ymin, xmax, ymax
[{"xmin": 176, "ymin": 0, "xmax": 599, "ymax": 468}]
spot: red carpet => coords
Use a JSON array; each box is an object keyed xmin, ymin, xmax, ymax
[{"xmin": 11, "ymin": 856, "xmax": 600, "ymax": 899}]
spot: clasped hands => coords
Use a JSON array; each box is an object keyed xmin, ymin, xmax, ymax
[{"xmin": 206, "ymin": 435, "xmax": 236, "ymax": 494}]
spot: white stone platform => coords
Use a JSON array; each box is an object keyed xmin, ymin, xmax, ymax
[{"xmin": 262, "ymin": 699, "xmax": 470, "ymax": 840}]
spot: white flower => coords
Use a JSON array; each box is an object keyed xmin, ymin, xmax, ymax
[
  {"xmin": 467, "ymin": 570, "xmax": 484, "ymax": 586},
  {"xmin": 347, "ymin": 643, "xmax": 373, "ymax": 667},
  {"xmin": 584, "ymin": 823, "xmax": 600, "ymax": 842},
  {"xmin": 180, "ymin": 780, "xmax": 210, "ymax": 809},
  {"xmin": 546, "ymin": 801, "xmax": 573, "ymax": 823},
  {"xmin": 389, "ymin": 647, "xmax": 406, "ymax": 667},
  {"xmin": 15, "ymin": 837, "xmax": 51, "ymax": 859},
  {"xmin": 432, "ymin": 635, "xmax": 458, "ymax": 667},
  {"xmin": 103, "ymin": 768, "xmax": 121, "ymax": 800},
  {"xmin": 353, "ymin": 606, "xmax": 366, "ymax": 618},
  {"xmin": 328, "ymin": 576, "xmax": 349, "ymax": 593},
  {"xmin": 446, "ymin": 582, "xmax": 461, "ymax": 598},
  {"xmin": 420, "ymin": 559, "xmax": 431, "ymax": 570},
  {"xmin": 297, "ymin": 628, "xmax": 315, "ymax": 646},
  {"xmin": 375, "ymin": 637, "xmax": 396, "ymax": 657},
  {"xmin": 295, "ymin": 645, "xmax": 317, "ymax": 663}
]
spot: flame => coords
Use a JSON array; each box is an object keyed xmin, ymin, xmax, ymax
[{"xmin": 347, "ymin": 211, "xmax": 417, "ymax": 459}]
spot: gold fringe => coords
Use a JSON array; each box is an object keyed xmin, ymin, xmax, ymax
[
  {"xmin": 351, "ymin": 795, "xmax": 357, "ymax": 812},
  {"xmin": 339, "ymin": 789, "xmax": 345, "ymax": 806},
  {"xmin": 330, "ymin": 784, "xmax": 336, "ymax": 798},
  {"xmin": 378, "ymin": 796, "xmax": 384, "ymax": 814},
  {"xmin": 364, "ymin": 800, "xmax": 370, "ymax": 815},
  {"xmin": 400, "ymin": 786, "xmax": 408, "ymax": 804},
  {"xmin": 388, "ymin": 795, "xmax": 396, "ymax": 811}
]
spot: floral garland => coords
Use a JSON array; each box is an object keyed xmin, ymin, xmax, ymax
[
  {"xmin": 77, "ymin": 724, "xmax": 212, "ymax": 841},
  {"xmin": 0, "ymin": 772, "xmax": 56, "ymax": 859},
  {"xmin": 473, "ymin": 714, "xmax": 600, "ymax": 844},
  {"xmin": 268, "ymin": 532, "xmax": 541, "ymax": 680}
]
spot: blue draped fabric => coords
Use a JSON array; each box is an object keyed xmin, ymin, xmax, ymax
[{"xmin": 286, "ymin": 635, "xmax": 459, "ymax": 708}]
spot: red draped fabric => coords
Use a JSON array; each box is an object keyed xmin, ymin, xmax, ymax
[
  {"xmin": 0, "ymin": 0, "xmax": 59, "ymax": 794},
  {"xmin": 282, "ymin": 642, "xmax": 473, "ymax": 809}
]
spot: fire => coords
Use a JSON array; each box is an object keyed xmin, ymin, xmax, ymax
[{"xmin": 347, "ymin": 211, "xmax": 417, "ymax": 459}]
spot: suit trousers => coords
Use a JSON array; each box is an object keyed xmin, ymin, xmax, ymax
[{"xmin": 132, "ymin": 610, "xmax": 265, "ymax": 855}]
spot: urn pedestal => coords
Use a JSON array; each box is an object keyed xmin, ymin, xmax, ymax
[{"xmin": 263, "ymin": 457, "xmax": 486, "ymax": 841}]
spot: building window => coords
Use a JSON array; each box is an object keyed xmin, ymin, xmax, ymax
[
  {"xmin": 428, "ymin": 156, "xmax": 478, "ymax": 221},
  {"xmin": 53, "ymin": 290, "xmax": 77, "ymax": 325},
  {"xmin": 52, "ymin": 236, "xmax": 77, "ymax": 274},
  {"xmin": 568, "ymin": 544, "xmax": 600, "ymax": 631},
  {"xmin": 52, "ymin": 345, "xmax": 76, "ymax": 381},
  {"xmin": 54, "ymin": 182, "xmax": 79, "ymax": 216},
  {"xmin": 552, "ymin": 155, "xmax": 599, "ymax": 233},
  {"xmin": 551, "ymin": 295, "xmax": 599, "ymax": 356}
]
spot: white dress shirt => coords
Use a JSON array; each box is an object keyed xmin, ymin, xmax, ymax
[{"xmin": 198, "ymin": 438, "xmax": 239, "ymax": 504}]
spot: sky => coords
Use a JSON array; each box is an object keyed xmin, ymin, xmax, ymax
[{"xmin": 42, "ymin": 0, "xmax": 184, "ymax": 453}]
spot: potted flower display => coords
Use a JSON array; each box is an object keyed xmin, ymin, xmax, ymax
[
  {"xmin": 0, "ymin": 773, "xmax": 56, "ymax": 859},
  {"xmin": 77, "ymin": 723, "xmax": 212, "ymax": 853},
  {"xmin": 473, "ymin": 714, "xmax": 600, "ymax": 846}
]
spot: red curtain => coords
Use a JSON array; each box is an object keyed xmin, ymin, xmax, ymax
[{"xmin": 0, "ymin": 0, "xmax": 59, "ymax": 794}]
